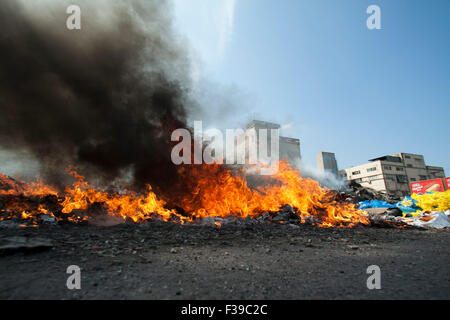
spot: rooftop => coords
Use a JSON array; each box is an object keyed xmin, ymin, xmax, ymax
[
  {"xmin": 246, "ymin": 120, "xmax": 281, "ymax": 130},
  {"xmin": 368, "ymin": 155, "xmax": 402, "ymax": 163}
]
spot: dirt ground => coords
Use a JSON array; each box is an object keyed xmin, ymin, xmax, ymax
[{"xmin": 0, "ymin": 221, "xmax": 449, "ymax": 300}]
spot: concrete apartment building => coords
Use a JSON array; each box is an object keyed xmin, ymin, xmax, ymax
[
  {"xmin": 339, "ymin": 153, "xmax": 446, "ymax": 197},
  {"xmin": 317, "ymin": 152, "xmax": 338, "ymax": 175}
]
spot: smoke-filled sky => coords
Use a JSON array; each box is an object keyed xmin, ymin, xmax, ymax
[
  {"xmin": 174, "ymin": 0, "xmax": 450, "ymax": 174},
  {"xmin": 0, "ymin": 0, "xmax": 196, "ymax": 189}
]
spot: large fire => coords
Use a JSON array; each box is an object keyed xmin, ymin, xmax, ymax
[{"xmin": 0, "ymin": 161, "xmax": 369, "ymax": 228}]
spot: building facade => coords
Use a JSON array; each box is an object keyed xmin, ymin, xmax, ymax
[
  {"xmin": 280, "ymin": 136, "xmax": 301, "ymax": 168},
  {"xmin": 317, "ymin": 152, "xmax": 338, "ymax": 175},
  {"xmin": 246, "ymin": 120, "xmax": 301, "ymax": 169},
  {"xmin": 339, "ymin": 153, "xmax": 446, "ymax": 197}
]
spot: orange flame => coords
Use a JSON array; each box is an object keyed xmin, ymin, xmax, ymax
[
  {"xmin": 174, "ymin": 161, "xmax": 368, "ymax": 227},
  {"xmin": 0, "ymin": 174, "xmax": 58, "ymax": 197},
  {"xmin": 0, "ymin": 161, "xmax": 369, "ymax": 227},
  {"xmin": 60, "ymin": 169, "xmax": 186, "ymax": 223}
]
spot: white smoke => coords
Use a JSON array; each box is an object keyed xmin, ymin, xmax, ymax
[
  {"xmin": 0, "ymin": 148, "xmax": 40, "ymax": 179},
  {"xmin": 295, "ymin": 160, "xmax": 347, "ymax": 190}
]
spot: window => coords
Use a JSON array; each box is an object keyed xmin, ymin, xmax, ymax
[
  {"xmin": 396, "ymin": 167, "xmax": 404, "ymax": 171},
  {"xmin": 410, "ymin": 178, "xmax": 416, "ymax": 182},
  {"xmin": 384, "ymin": 156, "xmax": 402, "ymax": 163},
  {"xmin": 407, "ymin": 164, "xmax": 413, "ymax": 168},
  {"xmin": 354, "ymin": 178, "xmax": 362, "ymax": 183},
  {"xmin": 415, "ymin": 158, "xmax": 422, "ymax": 162},
  {"xmin": 367, "ymin": 167, "xmax": 377, "ymax": 173},
  {"xmin": 352, "ymin": 171, "xmax": 361, "ymax": 175},
  {"xmin": 386, "ymin": 175, "xmax": 395, "ymax": 181},
  {"xmin": 384, "ymin": 166, "xmax": 392, "ymax": 170},
  {"xmin": 419, "ymin": 175, "xmax": 427, "ymax": 180},
  {"xmin": 405, "ymin": 155, "xmax": 411, "ymax": 159},
  {"xmin": 397, "ymin": 175, "xmax": 407, "ymax": 183}
]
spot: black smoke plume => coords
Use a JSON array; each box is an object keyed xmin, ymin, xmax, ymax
[{"xmin": 0, "ymin": 0, "xmax": 195, "ymax": 192}]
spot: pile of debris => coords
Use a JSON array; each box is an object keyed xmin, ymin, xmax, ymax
[
  {"xmin": 0, "ymin": 194, "xmax": 66, "ymax": 228},
  {"xmin": 345, "ymin": 181, "xmax": 401, "ymax": 203},
  {"xmin": 356, "ymin": 190, "xmax": 450, "ymax": 230},
  {"xmin": 367, "ymin": 209, "xmax": 450, "ymax": 229},
  {"xmin": 0, "ymin": 174, "xmax": 26, "ymax": 195},
  {"xmin": 1, "ymin": 170, "xmax": 448, "ymax": 230}
]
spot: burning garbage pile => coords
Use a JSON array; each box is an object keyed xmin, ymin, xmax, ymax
[
  {"xmin": 0, "ymin": 0, "xmax": 372, "ymax": 231},
  {"xmin": 0, "ymin": 1, "xmax": 447, "ymax": 232},
  {"xmin": 3, "ymin": 157, "xmax": 447, "ymax": 230},
  {"xmin": 0, "ymin": 161, "xmax": 371, "ymax": 229}
]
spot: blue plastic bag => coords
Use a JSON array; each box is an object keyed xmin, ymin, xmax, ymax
[
  {"xmin": 394, "ymin": 196, "xmax": 421, "ymax": 213},
  {"xmin": 359, "ymin": 200, "xmax": 394, "ymax": 210}
]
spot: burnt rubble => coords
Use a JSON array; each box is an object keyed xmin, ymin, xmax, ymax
[
  {"xmin": 0, "ymin": 190, "xmax": 350, "ymax": 229},
  {"xmin": 0, "ymin": 172, "xmax": 433, "ymax": 230}
]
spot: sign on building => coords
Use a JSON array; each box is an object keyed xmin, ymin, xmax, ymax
[
  {"xmin": 445, "ymin": 177, "xmax": 450, "ymax": 190},
  {"xmin": 410, "ymin": 179, "xmax": 446, "ymax": 194}
]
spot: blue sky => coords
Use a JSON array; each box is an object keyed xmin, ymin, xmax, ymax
[{"xmin": 174, "ymin": 0, "xmax": 450, "ymax": 174}]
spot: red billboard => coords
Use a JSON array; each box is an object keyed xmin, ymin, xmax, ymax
[
  {"xmin": 410, "ymin": 179, "xmax": 445, "ymax": 194},
  {"xmin": 445, "ymin": 177, "xmax": 450, "ymax": 190}
]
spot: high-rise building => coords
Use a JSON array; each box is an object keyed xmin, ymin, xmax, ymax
[
  {"xmin": 246, "ymin": 120, "xmax": 301, "ymax": 168},
  {"xmin": 280, "ymin": 137, "xmax": 301, "ymax": 168},
  {"xmin": 317, "ymin": 152, "xmax": 338, "ymax": 175}
]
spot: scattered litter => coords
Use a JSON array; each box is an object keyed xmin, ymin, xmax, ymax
[
  {"xmin": 395, "ymin": 196, "xmax": 422, "ymax": 214},
  {"xmin": 401, "ymin": 211, "xmax": 450, "ymax": 229},
  {"xmin": 386, "ymin": 207, "xmax": 403, "ymax": 217}
]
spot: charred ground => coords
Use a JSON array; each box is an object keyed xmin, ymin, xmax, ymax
[{"xmin": 1, "ymin": 222, "xmax": 449, "ymax": 300}]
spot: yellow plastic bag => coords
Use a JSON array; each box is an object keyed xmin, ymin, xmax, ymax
[{"xmin": 411, "ymin": 190, "xmax": 450, "ymax": 212}]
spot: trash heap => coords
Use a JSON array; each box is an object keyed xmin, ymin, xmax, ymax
[
  {"xmin": 359, "ymin": 190, "xmax": 450, "ymax": 229},
  {"xmin": 346, "ymin": 181, "xmax": 400, "ymax": 203}
]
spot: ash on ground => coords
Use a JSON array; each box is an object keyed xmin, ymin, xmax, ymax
[{"xmin": 1, "ymin": 217, "xmax": 449, "ymax": 300}]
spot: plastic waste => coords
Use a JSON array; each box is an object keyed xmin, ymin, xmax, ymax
[
  {"xmin": 411, "ymin": 190, "xmax": 450, "ymax": 212},
  {"xmin": 401, "ymin": 211, "xmax": 450, "ymax": 229},
  {"xmin": 359, "ymin": 200, "xmax": 393, "ymax": 210},
  {"xmin": 394, "ymin": 196, "xmax": 421, "ymax": 215}
]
